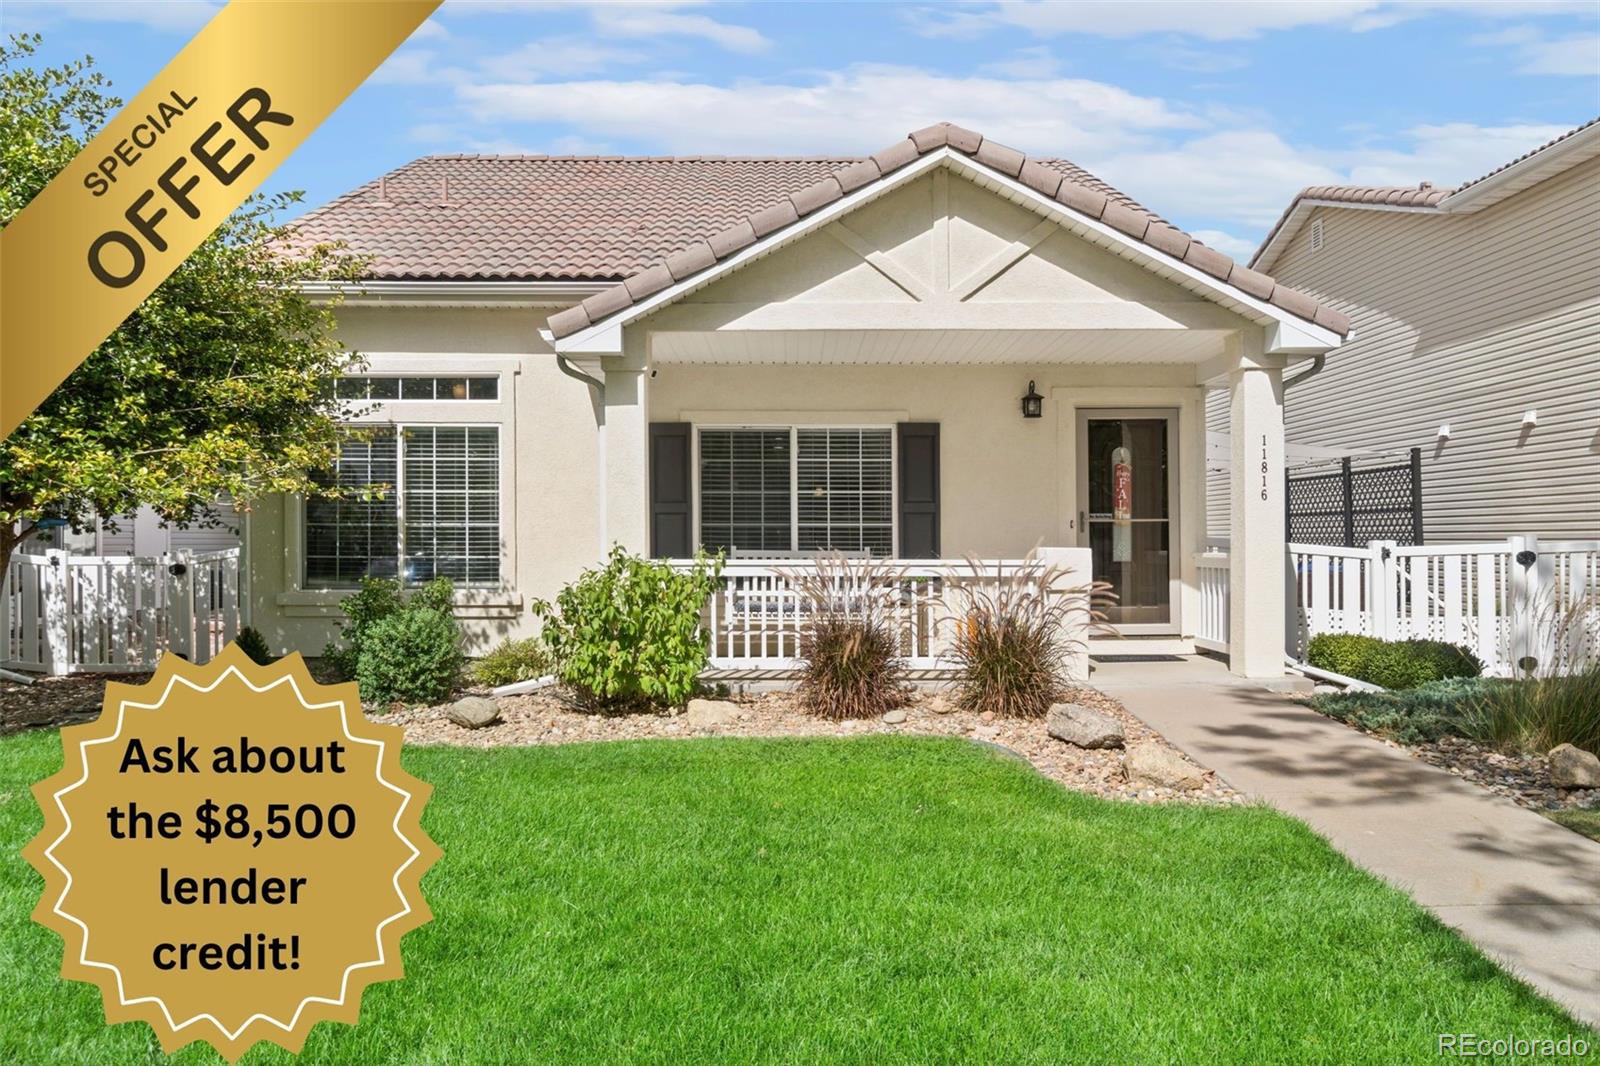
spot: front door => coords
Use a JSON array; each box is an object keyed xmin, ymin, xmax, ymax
[{"xmin": 1076, "ymin": 409, "xmax": 1178, "ymax": 631}]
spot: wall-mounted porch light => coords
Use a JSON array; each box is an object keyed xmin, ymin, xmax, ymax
[{"xmin": 1021, "ymin": 381, "xmax": 1043, "ymax": 419}]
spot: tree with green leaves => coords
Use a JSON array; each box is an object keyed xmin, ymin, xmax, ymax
[{"xmin": 0, "ymin": 33, "xmax": 366, "ymax": 572}]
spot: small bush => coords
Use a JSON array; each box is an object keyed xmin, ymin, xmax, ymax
[
  {"xmin": 1306, "ymin": 633, "xmax": 1482, "ymax": 690},
  {"xmin": 1307, "ymin": 677, "xmax": 1490, "ymax": 745},
  {"xmin": 321, "ymin": 576, "xmax": 406, "ymax": 679},
  {"xmin": 532, "ymin": 546, "xmax": 723, "ymax": 710},
  {"xmin": 787, "ymin": 556, "xmax": 909, "ymax": 720},
  {"xmin": 797, "ymin": 614, "xmax": 908, "ymax": 720},
  {"xmin": 233, "ymin": 626, "xmax": 275, "ymax": 666},
  {"xmin": 943, "ymin": 554, "xmax": 1114, "ymax": 719},
  {"xmin": 1460, "ymin": 665, "xmax": 1600, "ymax": 755},
  {"xmin": 470, "ymin": 637, "xmax": 552, "ymax": 688},
  {"xmin": 356, "ymin": 605, "xmax": 464, "ymax": 706}
]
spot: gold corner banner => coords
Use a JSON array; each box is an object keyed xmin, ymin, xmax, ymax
[{"xmin": 0, "ymin": 0, "xmax": 441, "ymax": 439}]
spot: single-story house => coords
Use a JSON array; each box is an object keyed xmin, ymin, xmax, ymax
[
  {"xmin": 1208, "ymin": 117, "xmax": 1600, "ymax": 544},
  {"xmin": 250, "ymin": 122, "xmax": 1351, "ymax": 680}
]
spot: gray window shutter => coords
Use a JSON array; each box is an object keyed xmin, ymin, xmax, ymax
[
  {"xmin": 897, "ymin": 422, "xmax": 939, "ymax": 558},
  {"xmin": 649, "ymin": 422, "xmax": 693, "ymax": 557}
]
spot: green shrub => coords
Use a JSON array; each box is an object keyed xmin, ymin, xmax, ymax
[
  {"xmin": 941, "ymin": 555, "xmax": 1113, "ymax": 719},
  {"xmin": 1306, "ymin": 677, "xmax": 1490, "ymax": 745},
  {"xmin": 532, "ymin": 546, "xmax": 723, "ymax": 710},
  {"xmin": 470, "ymin": 637, "xmax": 552, "ymax": 688},
  {"xmin": 1460, "ymin": 665, "xmax": 1600, "ymax": 755},
  {"xmin": 321, "ymin": 576, "xmax": 406, "ymax": 679},
  {"xmin": 233, "ymin": 626, "xmax": 275, "ymax": 666},
  {"xmin": 355, "ymin": 604, "xmax": 464, "ymax": 706},
  {"xmin": 1306, "ymin": 633, "xmax": 1482, "ymax": 690}
]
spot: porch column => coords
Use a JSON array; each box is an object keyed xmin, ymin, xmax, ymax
[
  {"xmin": 601, "ymin": 331, "xmax": 650, "ymax": 555},
  {"xmin": 1227, "ymin": 364, "xmax": 1286, "ymax": 677}
]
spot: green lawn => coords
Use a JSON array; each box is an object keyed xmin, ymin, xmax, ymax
[
  {"xmin": 2, "ymin": 730, "xmax": 1591, "ymax": 1064},
  {"xmin": 1548, "ymin": 808, "xmax": 1600, "ymax": 843}
]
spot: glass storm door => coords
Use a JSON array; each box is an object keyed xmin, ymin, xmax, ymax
[{"xmin": 1076, "ymin": 410, "xmax": 1177, "ymax": 631}]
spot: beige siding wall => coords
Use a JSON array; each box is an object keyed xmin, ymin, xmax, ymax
[{"xmin": 1209, "ymin": 158, "xmax": 1600, "ymax": 543}]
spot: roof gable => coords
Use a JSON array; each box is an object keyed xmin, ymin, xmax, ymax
[
  {"xmin": 1252, "ymin": 115, "xmax": 1600, "ymax": 272},
  {"xmin": 547, "ymin": 123, "xmax": 1350, "ymax": 345}
]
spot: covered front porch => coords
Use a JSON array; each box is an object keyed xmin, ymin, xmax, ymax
[{"xmin": 548, "ymin": 137, "xmax": 1345, "ymax": 679}]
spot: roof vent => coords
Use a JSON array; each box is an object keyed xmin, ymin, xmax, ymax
[
  {"xmin": 1418, "ymin": 181, "xmax": 1433, "ymax": 190},
  {"xmin": 1310, "ymin": 217, "xmax": 1324, "ymax": 252},
  {"xmin": 373, "ymin": 175, "xmax": 393, "ymax": 206}
]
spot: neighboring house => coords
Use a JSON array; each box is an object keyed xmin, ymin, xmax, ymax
[
  {"xmin": 252, "ymin": 122, "xmax": 1352, "ymax": 679},
  {"xmin": 29, "ymin": 502, "xmax": 241, "ymax": 556},
  {"xmin": 1208, "ymin": 118, "xmax": 1600, "ymax": 544}
]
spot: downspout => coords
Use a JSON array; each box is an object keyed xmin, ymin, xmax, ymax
[
  {"xmin": 1281, "ymin": 353, "xmax": 1325, "ymax": 391},
  {"xmin": 554, "ymin": 353, "xmax": 608, "ymax": 557}
]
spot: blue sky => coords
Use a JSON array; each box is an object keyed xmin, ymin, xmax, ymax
[{"xmin": 8, "ymin": 0, "xmax": 1598, "ymax": 256}]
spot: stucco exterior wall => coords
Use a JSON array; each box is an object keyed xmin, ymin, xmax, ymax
[
  {"xmin": 245, "ymin": 305, "xmax": 600, "ymax": 656},
  {"xmin": 245, "ymin": 162, "xmax": 1283, "ymax": 658},
  {"xmin": 650, "ymin": 362, "xmax": 1209, "ymax": 638}
]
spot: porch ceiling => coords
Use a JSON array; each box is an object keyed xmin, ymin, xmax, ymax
[{"xmin": 649, "ymin": 328, "xmax": 1234, "ymax": 365}]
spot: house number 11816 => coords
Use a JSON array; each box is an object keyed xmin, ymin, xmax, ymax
[{"xmin": 1260, "ymin": 434, "xmax": 1270, "ymax": 501}]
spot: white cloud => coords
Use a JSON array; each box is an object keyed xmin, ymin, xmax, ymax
[
  {"xmin": 456, "ymin": 65, "xmax": 1202, "ymax": 157},
  {"xmin": 1473, "ymin": 26, "xmax": 1600, "ymax": 76},
  {"xmin": 1188, "ymin": 229, "xmax": 1260, "ymax": 258},
  {"xmin": 438, "ymin": 0, "xmax": 769, "ymax": 53},
  {"xmin": 913, "ymin": 1, "xmax": 1385, "ymax": 41},
  {"xmin": 1085, "ymin": 120, "xmax": 1572, "ymax": 241},
  {"xmin": 911, "ymin": 0, "xmax": 1598, "ymax": 41},
  {"xmin": 589, "ymin": 4, "xmax": 769, "ymax": 53},
  {"xmin": 976, "ymin": 46, "xmax": 1062, "ymax": 79},
  {"xmin": 480, "ymin": 37, "xmax": 647, "ymax": 78},
  {"xmin": 2, "ymin": 0, "xmax": 220, "ymax": 33}
]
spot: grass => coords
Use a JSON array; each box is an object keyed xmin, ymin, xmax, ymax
[
  {"xmin": 2, "ymin": 729, "xmax": 1592, "ymax": 1063},
  {"xmin": 1547, "ymin": 809, "xmax": 1600, "ymax": 844}
]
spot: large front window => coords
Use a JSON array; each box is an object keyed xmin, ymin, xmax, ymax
[
  {"xmin": 698, "ymin": 427, "xmax": 893, "ymax": 556},
  {"xmin": 305, "ymin": 426, "xmax": 500, "ymax": 587}
]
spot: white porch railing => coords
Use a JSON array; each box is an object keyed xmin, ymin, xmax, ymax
[
  {"xmin": 1195, "ymin": 550, "xmax": 1230, "ymax": 654},
  {"xmin": 1197, "ymin": 536, "xmax": 1600, "ymax": 677},
  {"xmin": 673, "ymin": 554, "xmax": 1090, "ymax": 673},
  {"xmin": 2, "ymin": 548, "xmax": 241, "ymax": 675}
]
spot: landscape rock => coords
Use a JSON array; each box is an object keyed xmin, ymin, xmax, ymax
[
  {"xmin": 1548, "ymin": 744, "xmax": 1600, "ymax": 789},
  {"xmin": 446, "ymin": 696, "xmax": 501, "ymax": 729},
  {"xmin": 881, "ymin": 708, "xmax": 908, "ymax": 725},
  {"xmin": 685, "ymin": 698, "xmax": 741, "ymax": 729},
  {"xmin": 1123, "ymin": 741, "xmax": 1205, "ymax": 791},
  {"xmin": 1046, "ymin": 703, "xmax": 1125, "ymax": 749},
  {"xmin": 926, "ymin": 694, "xmax": 958, "ymax": 715}
]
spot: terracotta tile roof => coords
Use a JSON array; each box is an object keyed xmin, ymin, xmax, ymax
[
  {"xmin": 544, "ymin": 122, "xmax": 1350, "ymax": 339},
  {"xmin": 1250, "ymin": 181, "xmax": 1452, "ymax": 269},
  {"xmin": 1291, "ymin": 182, "xmax": 1453, "ymax": 208},
  {"xmin": 291, "ymin": 150, "xmax": 1158, "ymax": 282}
]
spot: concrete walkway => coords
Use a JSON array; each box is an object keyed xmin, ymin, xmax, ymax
[{"xmin": 1092, "ymin": 655, "xmax": 1600, "ymax": 1029}]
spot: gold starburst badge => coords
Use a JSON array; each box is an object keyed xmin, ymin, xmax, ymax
[{"xmin": 22, "ymin": 645, "xmax": 441, "ymax": 1061}]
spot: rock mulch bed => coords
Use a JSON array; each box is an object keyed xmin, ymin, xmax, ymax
[
  {"xmin": 1406, "ymin": 735, "xmax": 1600, "ymax": 815},
  {"xmin": 383, "ymin": 687, "xmax": 1243, "ymax": 806},
  {"xmin": 0, "ymin": 673, "xmax": 153, "ymax": 736}
]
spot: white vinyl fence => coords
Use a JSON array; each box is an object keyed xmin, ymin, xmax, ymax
[
  {"xmin": 1198, "ymin": 536, "xmax": 1600, "ymax": 677},
  {"xmin": 2, "ymin": 548, "xmax": 241, "ymax": 675}
]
